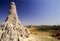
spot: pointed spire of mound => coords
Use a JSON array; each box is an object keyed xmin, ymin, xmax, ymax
[
  {"xmin": 5, "ymin": 2, "xmax": 22, "ymax": 26},
  {"xmin": 0, "ymin": 2, "xmax": 30, "ymax": 41},
  {"xmin": 9, "ymin": 2, "xmax": 17, "ymax": 15}
]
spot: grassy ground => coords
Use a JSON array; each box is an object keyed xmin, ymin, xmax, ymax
[
  {"xmin": 24, "ymin": 26, "xmax": 60, "ymax": 41},
  {"xmin": 24, "ymin": 34, "xmax": 60, "ymax": 41}
]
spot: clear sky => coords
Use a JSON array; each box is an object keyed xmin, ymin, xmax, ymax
[{"xmin": 0, "ymin": 0, "xmax": 60, "ymax": 25}]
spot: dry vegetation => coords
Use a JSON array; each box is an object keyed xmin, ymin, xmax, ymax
[{"xmin": 25, "ymin": 25, "xmax": 60, "ymax": 41}]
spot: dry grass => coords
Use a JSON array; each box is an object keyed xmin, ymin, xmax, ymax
[{"xmin": 24, "ymin": 27, "xmax": 60, "ymax": 41}]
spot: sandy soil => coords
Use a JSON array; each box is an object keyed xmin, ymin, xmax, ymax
[{"xmin": 24, "ymin": 34, "xmax": 60, "ymax": 41}]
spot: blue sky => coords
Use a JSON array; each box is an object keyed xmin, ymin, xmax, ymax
[{"xmin": 0, "ymin": 0, "xmax": 60, "ymax": 25}]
